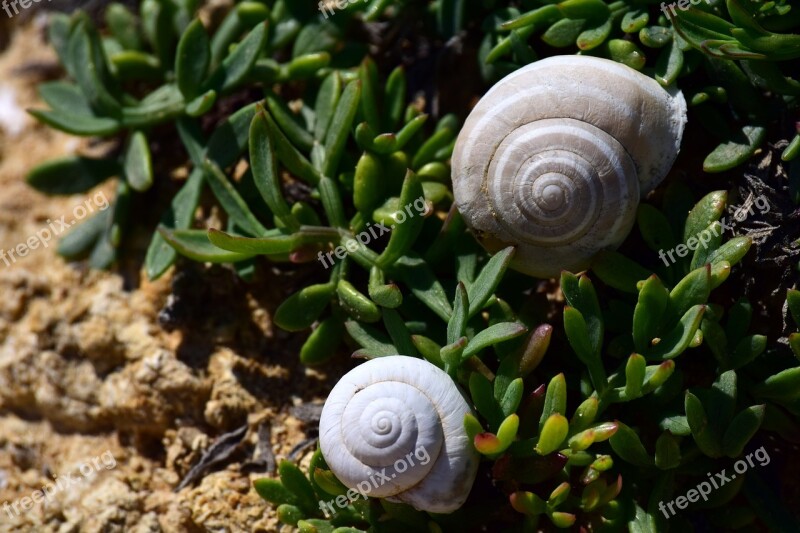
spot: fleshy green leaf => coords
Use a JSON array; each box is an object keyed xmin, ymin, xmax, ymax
[
  {"xmin": 467, "ymin": 247, "xmax": 515, "ymax": 318},
  {"xmin": 323, "ymin": 80, "xmax": 361, "ymax": 178},
  {"xmin": 337, "ymin": 280, "xmax": 381, "ymax": 323},
  {"xmin": 206, "ymin": 102, "xmax": 258, "ymax": 168},
  {"xmin": 175, "ymin": 19, "xmax": 210, "ymax": 99},
  {"xmin": 536, "ymin": 413, "xmax": 569, "ymax": 455},
  {"xmin": 353, "ymin": 151, "xmax": 385, "ymax": 216},
  {"xmin": 187, "ymin": 91, "xmax": 217, "ymax": 118},
  {"xmin": 592, "ymin": 250, "xmax": 652, "ymax": 293},
  {"xmin": 510, "ymin": 491, "xmax": 546, "ymax": 516},
  {"xmin": 58, "ymin": 209, "xmax": 112, "ymax": 260},
  {"xmin": 655, "ymin": 39, "xmax": 684, "ymax": 86},
  {"xmin": 706, "ymin": 237, "xmax": 752, "ymax": 267},
  {"xmin": 684, "ymin": 191, "xmax": 727, "ymax": 243},
  {"xmin": 637, "ymin": 204, "xmax": 676, "ymax": 254},
  {"xmin": 564, "ymin": 306, "xmax": 607, "ymax": 390},
  {"xmin": 68, "ymin": 20, "xmax": 121, "ymax": 117},
  {"xmin": 448, "ymin": 282, "xmax": 468, "ymax": 345},
  {"xmin": 624, "ymin": 354, "xmax": 647, "ymax": 400},
  {"xmin": 787, "ymin": 289, "xmax": 800, "ymax": 328},
  {"xmin": 561, "ymin": 273, "xmax": 603, "ymax": 356},
  {"xmin": 394, "ymin": 255, "xmax": 452, "ymax": 321},
  {"xmin": 314, "ymin": 72, "xmax": 342, "ymax": 141},
  {"xmin": 27, "ymin": 157, "xmax": 119, "ymax": 195},
  {"xmin": 254, "ymin": 478, "xmax": 298, "ymax": 506},
  {"xmin": 496, "ymin": 414, "xmax": 520, "ymax": 450},
  {"xmin": 28, "ymin": 105, "xmax": 119, "ymax": 137},
  {"xmin": 704, "ymin": 125, "xmax": 767, "ymax": 173},
  {"xmin": 722, "ymin": 404, "xmax": 765, "ymax": 457},
  {"xmin": 607, "ymin": 39, "xmax": 646, "ymax": 70},
  {"xmin": 644, "ymin": 305, "xmax": 706, "ymax": 360},
  {"xmin": 499, "ymin": 378, "xmax": 524, "ymax": 418},
  {"xmin": 752, "ymin": 367, "xmax": 800, "ymax": 401},
  {"xmin": 274, "ymin": 283, "xmax": 335, "ymax": 332},
  {"xmin": 633, "ymin": 275, "xmax": 670, "ymax": 353},
  {"xmin": 462, "ymin": 322, "xmax": 527, "ymax": 360},
  {"xmin": 278, "ymin": 461, "xmax": 318, "ymax": 515},
  {"xmin": 38, "ymin": 81, "xmax": 93, "ymax": 116},
  {"xmin": 470, "ymin": 371, "xmax": 503, "ymax": 429},
  {"xmin": 124, "ymin": 131, "xmax": 153, "ymax": 192},
  {"xmin": 367, "ymin": 266, "xmax": 403, "ymax": 309},
  {"xmin": 670, "ymin": 265, "xmax": 712, "ymax": 318},
  {"xmin": 203, "ymin": 22, "xmax": 267, "ymax": 94},
  {"xmin": 685, "ymin": 391, "xmax": 722, "ymax": 457},
  {"xmin": 570, "ymin": 397, "xmax": 598, "ymax": 433},
  {"xmin": 300, "ymin": 317, "xmax": 344, "ymax": 366},
  {"xmin": 277, "ymin": 504, "xmax": 304, "ymax": 526},
  {"xmin": 203, "ymin": 160, "xmax": 268, "ymax": 237},
  {"xmin": 345, "ymin": 320, "xmax": 397, "ymax": 358},
  {"xmin": 264, "ymin": 91, "xmax": 314, "ymax": 152},
  {"xmin": 146, "ymin": 167, "xmax": 204, "ymax": 280},
  {"xmin": 159, "ymin": 228, "xmax": 255, "ymax": 263},
  {"xmin": 208, "ymin": 226, "xmax": 337, "ymax": 256},
  {"xmin": 609, "ymin": 423, "xmax": 654, "ymax": 467},
  {"xmin": 654, "ymin": 431, "xmax": 681, "ymax": 469},
  {"xmin": 250, "ymin": 109, "xmax": 300, "ymax": 231},
  {"xmin": 376, "ymin": 171, "xmax": 426, "ymax": 268},
  {"xmin": 382, "ymin": 309, "xmax": 416, "ymax": 357},
  {"xmin": 690, "ymin": 222, "xmax": 724, "ymax": 270},
  {"xmin": 539, "ymin": 373, "xmax": 567, "ymax": 433}
]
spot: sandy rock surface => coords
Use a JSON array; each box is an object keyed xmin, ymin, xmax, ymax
[{"xmin": 0, "ymin": 20, "xmax": 343, "ymax": 532}]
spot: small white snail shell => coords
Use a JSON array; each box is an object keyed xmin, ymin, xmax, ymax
[
  {"xmin": 319, "ymin": 356, "xmax": 480, "ymax": 513},
  {"xmin": 452, "ymin": 55, "xmax": 687, "ymax": 278}
]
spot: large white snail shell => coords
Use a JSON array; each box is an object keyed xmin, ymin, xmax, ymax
[
  {"xmin": 452, "ymin": 55, "xmax": 687, "ymax": 278},
  {"xmin": 319, "ymin": 356, "xmax": 480, "ymax": 513}
]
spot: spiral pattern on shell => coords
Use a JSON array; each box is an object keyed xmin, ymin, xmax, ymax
[
  {"xmin": 452, "ymin": 55, "xmax": 687, "ymax": 278},
  {"xmin": 319, "ymin": 356, "xmax": 480, "ymax": 513}
]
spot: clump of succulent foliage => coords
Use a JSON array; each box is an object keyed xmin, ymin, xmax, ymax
[
  {"xmin": 25, "ymin": 0, "xmax": 800, "ymax": 531},
  {"xmin": 489, "ymin": 0, "xmax": 800, "ymax": 172}
]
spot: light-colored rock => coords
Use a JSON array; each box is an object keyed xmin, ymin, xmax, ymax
[{"xmin": 0, "ymin": 16, "xmax": 338, "ymax": 533}]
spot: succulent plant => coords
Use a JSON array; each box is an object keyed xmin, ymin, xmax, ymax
[
  {"xmin": 488, "ymin": 0, "xmax": 800, "ymax": 173},
  {"xmin": 24, "ymin": 0, "xmax": 800, "ymax": 530}
]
